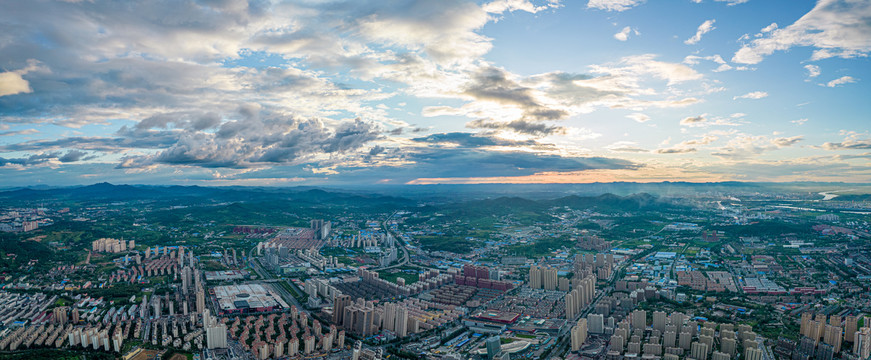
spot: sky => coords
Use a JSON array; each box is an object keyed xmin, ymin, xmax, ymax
[{"xmin": 0, "ymin": 0, "xmax": 870, "ymax": 186}]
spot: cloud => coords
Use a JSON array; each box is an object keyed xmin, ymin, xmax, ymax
[
  {"xmin": 825, "ymin": 75, "xmax": 856, "ymax": 87},
  {"xmin": 58, "ymin": 150, "xmax": 97, "ymax": 163},
  {"xmin": 835, "ymin": 152, "xmax": 871, "ymax": 160},
  {"xmin": 0, "ymin": 129, "xmax": 39, "ymax": 137},
  {"xmin": 368, "ymin": 145, "xmax": 387, "ymax": 156},
  {"xmin": 462, "ymin": 67, "xmax": 568, "ymax": 122},
  {"xmin": 425, "ymin": 66, "xmax": 686, "ymax": 136},
  {"xmin": 116, "ymin": 112, "xmax": 383, "ymax": 169},
  {"xmin": 685, "ymin": 19, "xmax": 716, "ymax": 45},
  {"xmin": 772, "ymin": 136, "xmax": 804, "ymax": 147},
  {"xmin": 605, "ymin": 141, "xmax": 648, "ymax": 153},
  {"xmin": 0, "ymin": 71, "xmax": 32, "ymax": 97},
  {"xmin": 614, "ymin": 26, "xmax": 632, "ymax": 41},
  {"xmin": 680, "ymin": 115, "xmax": 707, "ymax": 126},
  {"xmin": 483, "ymin": 0, "xmax": 561, "ymax": 14},
  {"xmin": 589, "ymin": 54, "xmax": 703, "ymax": 86},
  {"xmin": 760, "ymin": 23, "xmax": 778, "ymax": 33},
  {"xmin": 792, "ymin": 118, "xmax": 808, "ymax": 125},
  {"xmin": 697, "ymin": 157, "xmax": 871, "ymax": 182},
  {"xmin": 678, "ymin": 113, "xmax": 743, "ymax": 128},
  {"xmin": 626, "ymin": 113, "xmax": 650, "ymax": 123},
  {"xmin": 466, "ymin": 119, "xmax": 567, "ymax": 136},
  {"xmin": 804, "ymin": 64, "xmax": 821, "ymax": 78},
  {"xmin": 655, "ymin": 147, "xmax": 697, "ymax": 154},
  {"xmin": 683, "ymin": 54, "xmax": 733, "ymax": 72},
  {"xmin": 0, "ymin": 153, "xmax": 59, "ymax": 167},
  {"xmin": 346, "ymin": 132, "xmax": 639, "ymax": 183},
  {"xmin": 733, "ymin": 91, "xmax": 768, "ymax": 100},
  {"xmin": 653, "ymin": 135, "xmax": 719, "ymax": 154},
  {"xmin": 0, "ymin": 149, "xmax": 96, "ymax": 167},
  {"xmin": 821, "ymin": 138, "xmax": 871, "ymax": 150},
  {"xmin": 0, "ymin": 60, "xmax": 41, "ymax": 97},
  {"xmin": 711, "ymin": 134, "xmax": 802, "ymax": 159},
  {"xmin": 420, "ymin": 58, "xmax": 702, "ymax": 140},
  {"xmin": 733, "ymin": 0, "xmax": 871, "ymax": 64},
  {"xmin": 587, "ymin": 0, "xmax": 645, "ymax": 11},
  {"xmin": 355, "ymin": 0, "xmax": 493, "ymax": 63},
  {"xmin": 412, "ymin": 132, "xmax": 536, "ymax": 147},
  {"xmin": 682, "ymin": 135, "xmax": 719, "ymax": 146}
]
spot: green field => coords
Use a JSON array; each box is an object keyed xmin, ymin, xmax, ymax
[{"xmin": 378, "ymin": 269, "xmax": 419, "ymax": 285}]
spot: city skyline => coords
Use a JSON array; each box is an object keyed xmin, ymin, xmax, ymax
[{"xmin": 1, "ymin": 0, "xmax": 870, "ymax": 186}]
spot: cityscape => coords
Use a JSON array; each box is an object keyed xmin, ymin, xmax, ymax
[
  {"xmin": 0, "ymin": 183, "xmax": 870, "ymax": 360},
  {"xmin": 1, "ymin": 0, "xmax": 870, "ymax": 360}
]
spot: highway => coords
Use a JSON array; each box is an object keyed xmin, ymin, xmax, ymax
[{"xmin": 374, "ymin": 211, "xmax": 417, "ymax": 270}]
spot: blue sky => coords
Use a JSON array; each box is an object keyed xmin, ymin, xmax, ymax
[{"xmin": 0, "ymin": 0, "xmax": 869, "ymax": 186}]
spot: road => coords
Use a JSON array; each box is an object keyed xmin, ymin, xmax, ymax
[
  {"xmin": 550, "ymin": 255, "xmax": 632, "ymax": 358},
  {"xmin": 374, "ymin": 211, "xmax": 419, "ymax": 270},
  {"xmin": 758, "ymin": 334, "xmax": 775, "ymax": 360},
  {"xmin": 247, "ymin": 244, "xmax": 308, "ymax": 312}
]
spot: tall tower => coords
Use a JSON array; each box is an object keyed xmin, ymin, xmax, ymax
[
  {"xmin": 196, "ymin": 288, "xmax": 206, "ymax": 314},
  {"xmin": 395, "ymin": 306, "xmax": 409, "ymax": 337}
]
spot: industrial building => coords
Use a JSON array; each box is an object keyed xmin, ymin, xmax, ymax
[{"xmin": 211, "ymin": 284, "xmax": 289, "ymax": 315}]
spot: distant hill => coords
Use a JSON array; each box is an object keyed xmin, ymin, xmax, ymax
[
  {"xmin": 545, "ymin": 193, "xmax": 669, "ymax": 211},
  {"xmin": 0, "ymin": 182, "xmax": 415, "ymax": 209}
]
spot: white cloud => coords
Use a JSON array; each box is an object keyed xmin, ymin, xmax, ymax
[
  {"xmin": 733, "ymin": 91, "xmax": 768, "ymax": 100},
  {"xmin": 760, "ymin": 23, "xmax": 778, "ymax": 33},
  {"xmin": 792, "ymin": 118, "xmax": 808, "ymax": 125},
  {"xmin": 680, "ymin": 115, "xmax": 707, "ymax": 126},
  {"xmin": 589, "ymin": 54, "xmax": 703, "ymax": 86},
  {"xmin": 655, "ymin": 147, "xmax": 697, "ymax": 154},
  {"xmin": 0, "ymin": 71, "xmax": 31, "ymax": 97},
  {"xmin": 773, "ymin": 135, "xmax": 804, "ymax": 147},
  {"xmin": 614, "ymin": 26, "xmax": 632, "ymax": 41},
  {"xmin": 733, "ymin": 0, "xmax": 871, "ymax": 64},
  {"xmin": 587, "ymin": 0, "xmax": 645, "ymax": 11},
  {"xmin": 605, "ymin": 141, "xmax": 648, "ymax": 153},
  {"xmin": 483, "ymin": 0, "xmax": 561, "ymax": 14},
  {"xmin": 626, "ymin": 113, "xmax": 650, "ymax": 122},
  {"xmin": 683, "ymin": 54, "xmax": 734, "ymax": 72},
  {"xmin": 685, "ymin": 19, "xmax": 716, "ymax": 45},
  {"xmin": 804, "ymin": 64, "xmax": 821, "ymax": 78},
  {"xmin": 825, "ymin": 75, "xmax": 856, "ymax": 87},
  {"xmin": 712, "ymin": 134, "xmax": 802, "ymax": 159},
  {"xmin": 716, "ymin": 0, "xmax": 750, "ymax": 5},
  {"xmin": 0, "ymin": 60, "xmax": 41, "ymax": 97},
  {"xmin": 680, "ymin": 113, "xmax": 744, "ymax": 127}
]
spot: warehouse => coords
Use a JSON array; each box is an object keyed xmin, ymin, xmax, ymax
[{"xmin": 211, "ymin": 284, "xmax": 289, "ymax": 314}]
